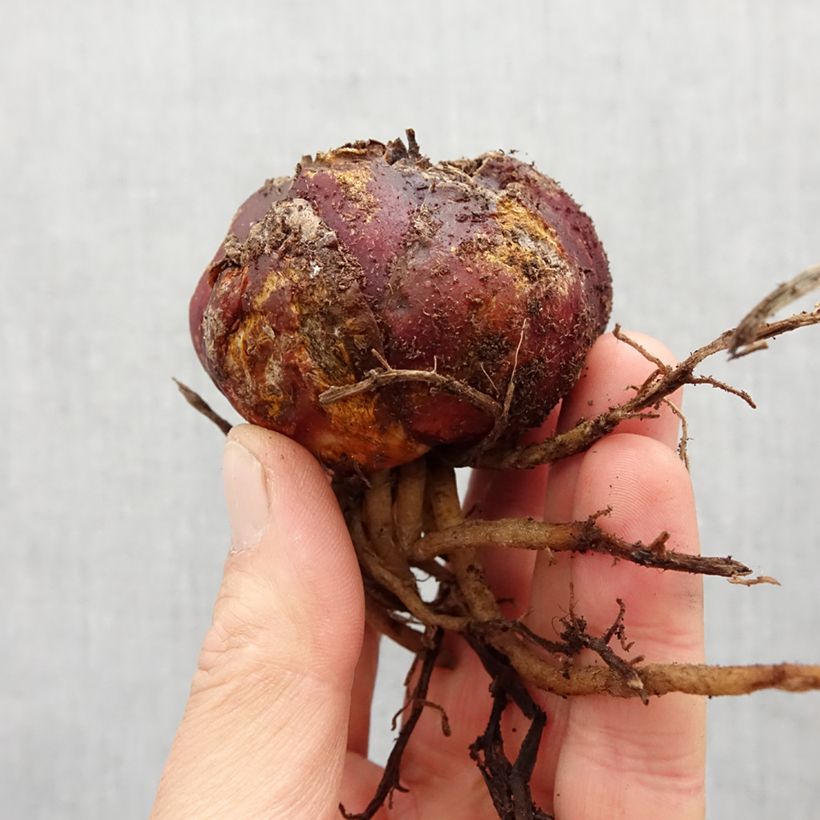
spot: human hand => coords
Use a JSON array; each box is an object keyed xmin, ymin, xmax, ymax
[{"xmin": 152, "ymin": 331, "xmax": 705, "ymax": 819}]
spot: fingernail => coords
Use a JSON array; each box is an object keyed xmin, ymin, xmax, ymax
[{"xmin": 224, "ymin": 440, "xmax": 270, "ymax": 553}]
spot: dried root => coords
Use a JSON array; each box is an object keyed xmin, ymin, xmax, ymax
[
  {"xmin": 477, "ymin": 266, "xmax": 820, "ymax": 470},
  {"xmin": 173, "ymin": 378, "xmax": 232, "ymax": 434},
  {"xmin": 410, "ymin": 514, "xmax": 756, "ymax": 580},
  {"xmin": 340, "ymin": 628, "xmax": 446, "ymax": 820},
  {"xmin": 466, "ymin": 636, "xmax": 552, "ymax": 820}
]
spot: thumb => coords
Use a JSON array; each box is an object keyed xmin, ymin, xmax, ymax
[{"xmin": 152, "ymin": 425, "xmax": 364, "ymax": 820}]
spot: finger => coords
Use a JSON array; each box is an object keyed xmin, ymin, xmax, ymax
[
  {"xmin": 152, "ymin": 425, "xmax": 364, "ymax": 820},
  {"xmin": 463, "ymin": 406, "xmax": 561, "ymax": 618},
  {"xmin": 347, "ymin": 625, "xmax": 379, "ymax": 756},
  {"xmin": 553, "ymin": 436, "xmax": 705, "ymax": 820},
  {"xmin": 560, "ymin": 329, "xmax": 683, "ymax": 437},
  {"xmin": 339, "ymin": 753, "xmax": 388, "ymax": 819},
  {"xmin": 533, "ymin": 332, "xmax": 683, "ymax": 626},
  {"xmin": 552, "ymin": 329, "xmax": 683, "ymax": 506},
  {"xmin": 527, "ymin": 332, "xmax": 686, "ymax": 807}
]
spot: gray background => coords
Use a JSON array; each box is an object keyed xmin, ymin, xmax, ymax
[{"xmin": 2, "ymin": 1, "xmax": 819, "ymax": 817}]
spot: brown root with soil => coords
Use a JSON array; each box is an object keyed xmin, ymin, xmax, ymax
[{"xmin": 179, "ymin": 268, "xmax": 820, "ymax": 820}]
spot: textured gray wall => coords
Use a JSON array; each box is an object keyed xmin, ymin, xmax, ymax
[{"xmin": 2, "ymin": 1, "xmax": 819, "ymax": 817}]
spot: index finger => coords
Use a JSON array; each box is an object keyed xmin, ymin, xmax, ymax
[{"xmin": 546, "ymin": 333, "xmax": 705, "ymax": 819}]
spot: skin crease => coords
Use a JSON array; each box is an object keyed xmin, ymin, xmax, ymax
[{"xmin": 152, "ymin": 332, "xmax": 705, "ymax": 820}]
